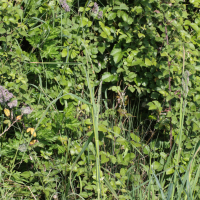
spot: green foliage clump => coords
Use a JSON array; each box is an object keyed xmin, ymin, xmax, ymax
[{"xmin": 0, "ymin": 0, "xmax": 200, "ymax": 199}]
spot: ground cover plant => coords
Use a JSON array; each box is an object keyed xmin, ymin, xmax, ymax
[{"xmin": 0, "ymin": 0, "xmax": 200, "ymax": 199}]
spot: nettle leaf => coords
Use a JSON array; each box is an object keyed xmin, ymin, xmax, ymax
[{"xmin": 110, "ymin": 48, "xmax": 124, "ymax": 63}]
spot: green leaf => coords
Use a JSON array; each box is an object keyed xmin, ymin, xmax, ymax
[
  {"xmin": 166, "ymin": 167, "xmax": 175, "ymax": 175},
  {"xmin": 130, "ymin": 133, "xmax": 140, "ymax": 142},
  {"xmin": 84, "ymin": 185, "xmax": 94, "ymax": 190},
  {"xmin": 107, "ymin": 12, "xmax": 117, "ymax": 20},
  {"xmin": 190, "ymin": 23, "xmax": 199, "ymax": 32},
  {"xmin": 133, "ymin": 6, "xmax": 143, "ymax": 14},
  {"xmin": 21, "ymin": 171, "xmax": 32, "ymax": 179},
  {"xmin": 0, "ymin": 28, "xmax": 6, "ymax": 34},
  {"xmin": 152, "ymin": 161, "xmax": 161, "ymax": 170},
  {"xmin": 110, "ymin": 156, "xmax": 117, "ymax": 164},
  {"xmin": 130, "ymin": 141, "xmax": 141, "ymax": 147},
  {"xmin": 104, "ymin": 26, "xmax": 111, "ymax": 36},
  {"xmin": 79, "ymin": 192, "xmax": 88, "ymax": 198},
  {"xmin": 104, "ymin": 177, "xmax": 119, "ymax": 200},
  {"xmin": 127, "ymin": 54, "xmax": 133, "ymax": 63},
  {"xmin": 100, "ymin": 32, "xmax": 107, "ymax": 38},
  {"xmin": 124, "ymin": 153, "xmax": 136, "ymax": 162},
  {"xmin": 62, "ymin": 49, "xmax": 68, "ymax": 57},
  {"xmin": 159, "ymin": 90, "xmax": 169, "ymax": 97},
  {"xmin": 160, "ymin": 152, "xmax": 167, "ymax": 159},
  {"xmin": 122, "ymin": 12, "xmax": 128, "ymax": 22},
  {"xmin": 113, "ymin": 3, "xmax": 129, "ymax": 11},
  {"xmin": 194, "ymin": 95, "xmax": 200, "ymax": 102},
  {"xmin": 110, "ymin": 48, "xmax": 123, "ymax": 63},
  {"xmin": 138, "ymin": 32, "xmax": 145, "ymax": 38},
  {"xmin": 195, "ymin": 65, "xmax": 200, "ymax": 71},
  {"xmin": 79, "ymin": 7, "xmax": 84, "ymax": 12},
  {"xmin": 116, "ymin": 137, "xmax": 126, "ymax": 145},
  {"xmin": 82, "ymin": 17, "xmax": 89, "ymax": 27},
  {"xmin": 113, "ymin": 126, "xmax": 121, "ymax": 135},
  {"xmin": 147, "ymin": 101, "xmax": 162, "ymax": 112},
  {"xmin": 102, "ymin": 72, "xmax": 117, "ymax": 82},
  {"xmin": 120, "ymin": 168, "xmax": 126, "ymax": 176},
  {"xmin": 99, "ymin": 22, "xmax": 111, "ymax": 36},
  {"xmin": 147, "ymin": 102, "xmax": 157, "ymax": 110},
  {"xmin": 145, "ymin": 58, "xmax": 152, "ymax": 66},
  {"xmin": 117, "ymin": 154, "xmax": 123, "ymax": 164},
  {"xmin": 98, "ymin": 124, "xmax": 107, "ymax": 132},
  {"xmin": 85, "ymin": 119, "xmax": 92, "ymax": 125},
  {"xmin": 101, "ymin": 154, "xmax": 109, "ymax": 164}
]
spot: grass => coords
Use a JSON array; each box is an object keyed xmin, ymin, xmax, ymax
[{"xmin": 0, "ymin": 1, "xmax": 199, "ymax": 200}]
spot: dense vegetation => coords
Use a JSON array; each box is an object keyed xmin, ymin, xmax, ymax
[{"xmin": 0, "ymin": 0, "xmax": 200, "ymax": 199}]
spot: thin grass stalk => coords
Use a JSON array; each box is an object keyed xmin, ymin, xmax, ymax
[
  {"xmin": 80, "ymin": 2, "xmax": 102, "ymax": 195},
  {"xmin": 84, "ymin": 65, "xmax": 102, "ymax": 199},
  {"xmin": 171, "ymin": 45, "xmax": 186, "ymax": 200}
]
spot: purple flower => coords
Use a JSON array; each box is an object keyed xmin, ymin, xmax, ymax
[
  {"xmin": 94, "ymin": 2, "xmax": 98, "ymax": 8},
  {"xmin": 8, "ymin": 99, "xmax": 18, "ymax": 108},
  {"xmin": 92, "ymin": 2, "xmax": 99, "ymax": 14},
  {"xmin": 60, "ymin": 0, "xmax": 70, "ymax": 12},
  {"xmin": 98, "ymin": 11, "xmax": 103, "ymax": 19},
  {"xmin": 0, "ymin": 86, "xmax": 13, "ymax": 105},
  {"xmin": 21, "ymin": 106, "xmax": 32, "ymax": 115}
]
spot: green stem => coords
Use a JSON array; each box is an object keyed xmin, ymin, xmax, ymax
[{"xmin": 171, "ymin": 45, "xmax": 185, "ymax": 200}]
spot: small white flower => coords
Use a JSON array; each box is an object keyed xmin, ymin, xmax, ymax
[{"xmin": 21, "ymin": 106, "xmax": 32, "ymax": 114}]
